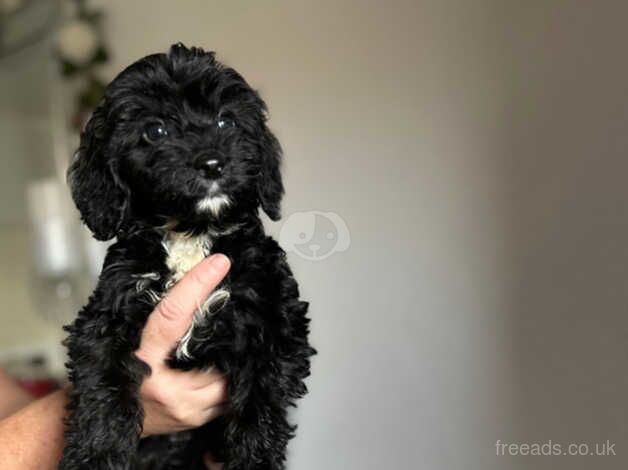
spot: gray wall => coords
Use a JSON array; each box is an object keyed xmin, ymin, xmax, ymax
[
  {"xmin": 4, "ymin": 1, "xmax": 626, "ymax": 468},
  {"xmin": 0, "ymin": 42, "xmax": 67, "ymax": 355}
]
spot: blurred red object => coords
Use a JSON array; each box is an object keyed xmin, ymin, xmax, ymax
[{"xmin": 17, "ymin": 378, "xmax": 58, "ymax": 398}]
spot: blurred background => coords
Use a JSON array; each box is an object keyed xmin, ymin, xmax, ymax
[{"xmin": 1, "ymin": 1, "xmax": 627, "ymax": 469}]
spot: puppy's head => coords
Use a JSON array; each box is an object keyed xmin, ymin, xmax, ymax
[{"xmin": 68, "ymin": 44, "xmax": 283, "ymax": 241}]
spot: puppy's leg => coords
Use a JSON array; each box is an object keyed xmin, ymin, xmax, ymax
[
  {"xmin": 217, "ymin": 258, "xmax": 315, "ymax": 470},
  {"xmin": 136, "ymin": 432, "xmax": 199, "ymax": 470},
  {"xmin": 59, "ymin": 302, "xmax": 151, "ymax": 470},
  {"xmin": 221, "ymin": 363, "xmax": 293, "ymax": 470},
  {"xmin": 211, "ymin": 303, "xmax": 313, "ymax": 470}
]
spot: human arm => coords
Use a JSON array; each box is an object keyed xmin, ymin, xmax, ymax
[
  {"xmin": 0, "ymin": 253, "xmax": 230, "ymax": 470},
  {"xmin": 0, "ymin": 369, "xmax": 34, "ymax": 419}
]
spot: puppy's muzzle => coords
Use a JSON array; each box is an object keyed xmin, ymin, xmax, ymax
[{"xmin": 195, "ymin": 152, "xmax": 224, "ymax": 179}]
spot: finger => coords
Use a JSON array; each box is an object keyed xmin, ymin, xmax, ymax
[
  {"xmin": 140, "ymin": 254, "xmax": 230, "ymax": 359},
  {"xmin": 187, "ymin": 378, "xmax": 229, "ymax": 408},
  {"xmin": 187, "ymin": 369, "xmax": 227, "ymax": 391},
  {"xmin": 204, "ymin": 404, "xmax": 228, "ymax": 422}
]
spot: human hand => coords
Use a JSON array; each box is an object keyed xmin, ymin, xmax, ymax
[{"xmin": 135, "ymin": 253, "xmax": 231, "ymax": 437}]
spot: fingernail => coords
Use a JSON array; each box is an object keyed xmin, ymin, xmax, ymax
[{"xmin": 209, "ymin": 253, "xmax": 231, "ymax": 270}]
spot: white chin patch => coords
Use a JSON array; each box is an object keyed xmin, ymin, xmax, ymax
[{"xmin": 196, "ymin": 194, "xmax": 231, "ymax": 216}]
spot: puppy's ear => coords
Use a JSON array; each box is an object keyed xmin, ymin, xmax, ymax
[
  {"xmin": 67, "ymin": 103, "xmax": 129, "ymax": 241},
  {"xmin": 257, "ymin": 126, "xmax": 284, "ymax": 221}
]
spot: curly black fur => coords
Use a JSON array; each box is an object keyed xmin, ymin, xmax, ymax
[{"xmin": 60, "ymin": 44, "xmax": 314, "ymax": 470}]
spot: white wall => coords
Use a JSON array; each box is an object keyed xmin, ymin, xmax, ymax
[{"xmin": 39, "ymin": 1, "xmax": 628, "ymax": 468}]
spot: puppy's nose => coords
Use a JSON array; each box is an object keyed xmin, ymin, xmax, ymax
[{"xmin": 195, "ymin": 155, "xmax": 224, "ymax": 179}]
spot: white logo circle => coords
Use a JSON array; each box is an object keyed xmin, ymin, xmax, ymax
[{"xmin": 279, "ymin": 211, "xmax": 351, "ymax": 261}]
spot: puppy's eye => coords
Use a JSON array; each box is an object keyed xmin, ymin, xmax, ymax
[
  {"xmin": 143, "ymin": 123, "xmax": 168, "ymax": 143},
  {"xmin": 217, "ymin": 117, "xmax": 236, "ymax": 129}
]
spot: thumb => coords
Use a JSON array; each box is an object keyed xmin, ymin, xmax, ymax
[{"xmin": 138, "ymin": 253, "xmax": 231, "ymax": 363}]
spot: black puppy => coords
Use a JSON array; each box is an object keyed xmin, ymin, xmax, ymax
[{"xmin": 61, "ymin": 44, "xmax": 314, "ymax": 470}]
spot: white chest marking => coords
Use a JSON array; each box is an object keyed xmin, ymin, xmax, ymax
[
  {"xmin": 160, "ymin": 232, "xmax": 231, "ymax": 360},
  {"xmin": 162, "ymin": 232, "xmax": 212, "ymax": 285}
]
